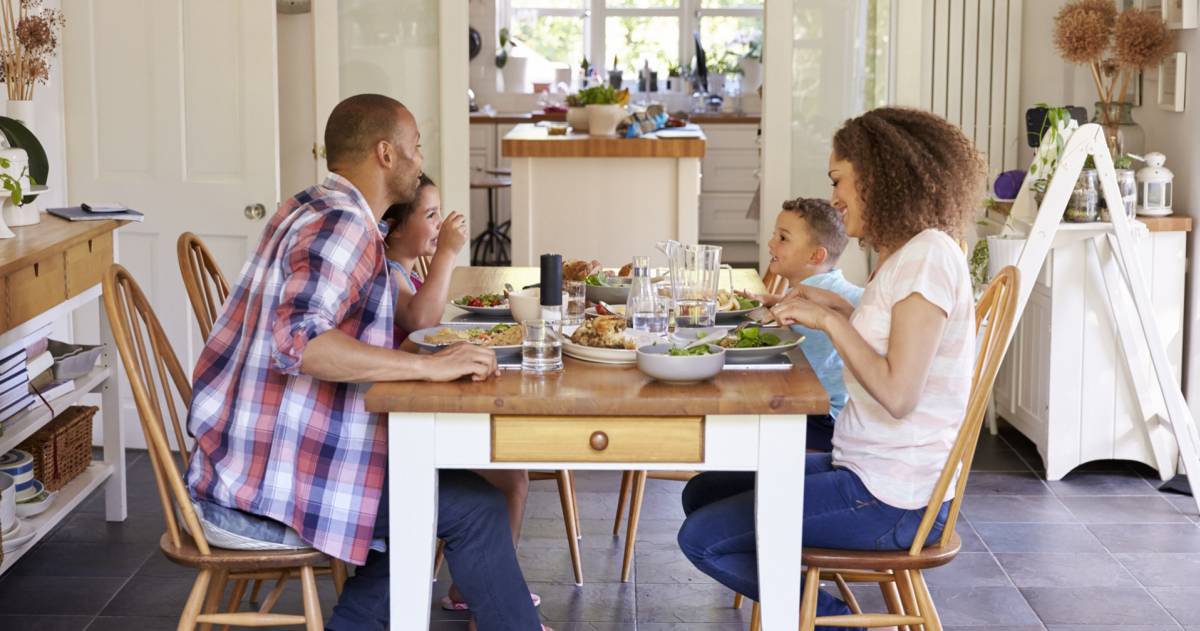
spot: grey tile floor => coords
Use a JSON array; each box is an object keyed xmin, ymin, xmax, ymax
[{"xmin": 1, "ymin": 424, "xmax": 1198, "ymax": 630}]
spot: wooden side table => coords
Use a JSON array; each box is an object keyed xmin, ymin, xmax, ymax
[{"xmin": 0, "ymin": 216, "xmax": 127, "ymax": 573}]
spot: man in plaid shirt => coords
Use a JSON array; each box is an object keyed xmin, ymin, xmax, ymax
[{"xmin": 186, "ymin": 94, "xmax": 545, "ymax": 631}]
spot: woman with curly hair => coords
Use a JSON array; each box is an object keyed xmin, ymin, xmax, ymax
[{"xmin": 677, "ymin": 107, "xmax": 984, "ymax": 627}]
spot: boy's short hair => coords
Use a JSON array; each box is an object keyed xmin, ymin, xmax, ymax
[{"xmin": 781, "ymin": 197, "xmax": 849, "ymax": 263}]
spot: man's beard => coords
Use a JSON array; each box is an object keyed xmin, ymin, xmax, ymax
[{"xmin": 389, "ymin": 170, "xmax": 420, "ymax": 205}]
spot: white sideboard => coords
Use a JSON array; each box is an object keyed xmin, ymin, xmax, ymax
[{"xmin": 994, "ymin": 216, "xmax": 1191, "ymax": 480}]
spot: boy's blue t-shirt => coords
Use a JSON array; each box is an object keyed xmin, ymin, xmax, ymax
[{"xmin": 790, "ymin": 269, "xmax": 864, "ymax": 420}]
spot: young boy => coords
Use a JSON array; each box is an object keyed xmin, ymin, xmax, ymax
[{"xmin": 755, "ymin": 197, "xmax": 863, "ymax": 451}]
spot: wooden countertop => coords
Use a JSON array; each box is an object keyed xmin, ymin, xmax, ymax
[
  {"xmin": 501, "ymin": 123, "xmax": 706, "ymax": 158},
  {"xmin": 1138, "ymin": 214, "xmax": 1192, "ymax": 233},
  {"xmin": 471, "ymin": 111, "xmax": 760, "ymax": 125},
  {"xmin": 0, "ymin": 215, "xmax": 125, "ymax": 277}
]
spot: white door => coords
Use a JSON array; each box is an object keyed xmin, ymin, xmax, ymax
[{"xmin": 63, "ymin": 0, "xmax": 279, "ymax": 447}]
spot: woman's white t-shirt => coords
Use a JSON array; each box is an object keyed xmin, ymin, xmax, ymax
[{"xmin": 831, "ymin": 229, "xmax": 975, "ymax": 510}]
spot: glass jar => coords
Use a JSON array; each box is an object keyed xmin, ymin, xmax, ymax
[
  {"xmin": 1091, "ymin": 101, "xmax": 1145, "ymax": 160},
  {"xmin": 1065, "ymin": 169, "xmax": 1099, "ymax": 223},
  {"xmin": 1100, "ymin": 169, "xmax": 1138, "ymax": 221}
]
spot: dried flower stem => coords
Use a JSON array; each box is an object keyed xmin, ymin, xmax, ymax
[
  {"xmin": 1116, "ymin": 68, "xmax": 1133, "ymax": 107},
  {"xmin": 1088, "ymin": 62, "xmax": 1112, "ymax": 125}
]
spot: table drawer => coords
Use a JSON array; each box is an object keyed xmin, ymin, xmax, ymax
[
  {"xmin": 65, "ymin": 231, "xmax": 113, "ymax": 297},
  {"xmin": 6, "ymin": 252, "xmax": 66, "ymax": 326},
  {"xmin": 491, "ymin": 415, "xmax": 704, "ymax": 463}
]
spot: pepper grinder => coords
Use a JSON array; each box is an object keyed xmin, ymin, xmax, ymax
[{"xmin": 539, "ymin": 253, "xmax": 563, "ymax": 324}]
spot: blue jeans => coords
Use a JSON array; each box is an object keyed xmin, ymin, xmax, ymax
[
  {"xmin": 677, "ymin": 453, "xmax": 948, "ymax": 631},
  {"xmin": 323, "ymin": 469, "xmax": 541, "ymax": 631}
]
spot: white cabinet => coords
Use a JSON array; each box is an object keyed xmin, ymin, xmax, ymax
[
  {"xmin": 699, "ymin": 124, "xmax": 759, "ymax": 244},
  {"xmin": 995, "ymin": 229, "xmax": 1187, "ymax": 480}
]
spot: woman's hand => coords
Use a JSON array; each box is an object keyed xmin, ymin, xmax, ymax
[
  {"xmin": 438, "ymin": 211, "xmax": 469, "ymax": 255},
  {"xmin": 769, "ymin": 297, "xmax": 830, "ymax": 330},
  {"xmin": 783, "ymin": 285, "xmax": 856, "ymax": 318}
]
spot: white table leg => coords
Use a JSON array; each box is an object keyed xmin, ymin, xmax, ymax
[
  {"xmin": 756, "ymin": 414, "xmax": 807, "ymax": 631},
  {"xmin": 389, "ymin": 412, "xmax": 438, "ymax": 630},
  {"xmin": 99, "ymin": 302, "xmax": 127, "ymax": 522}
]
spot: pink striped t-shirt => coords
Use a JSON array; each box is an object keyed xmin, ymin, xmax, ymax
[{"xmin": 831, "ymin": 229, "xmax": 975, "ymax": 510}]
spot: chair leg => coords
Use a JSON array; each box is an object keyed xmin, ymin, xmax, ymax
[
  {"xmin": 556, "ymin": 470, "xmax": 584, "ymax": 585},
  {"xmin": 300, "ymin": 565, "xmax": 325, "ymax": 631},
  {"xmin": 613, "ymin": 471, "xmax": 633, "ymax": 536},
  {"xmin": 621, "ymin": 471, "xmax": 647, "ymax": 583},
  {"xmin": 832, "ymin": 573, "xmax": 863, "ymax": 615},
  {"xmin": 258, "ymin": 573, "xmax": 289, "ymax": 614},
  {"xmin": 912, "ymin": 569, "xmax": 943, "ymax": 631},
  {"xmin": 331, "ymin": 559, "xmax": 348, "ymax": 596},
  {"xmin": 749, "ymin": 600, "xmax": 761, "ymax": 631},
  {"xmin": 568, "ymin": 470, "xmax": 582, "ymax": 539},
  {"xmin": 799, "ymin": 566, "xmax": 822, "ymax": 631},
  {"xmin": 219, "ymin": 578, "xmax": 248, "ymax": 631},
  {"xmin": 177, "ymin": 569, "xmax": 212, "ymax": 631},
  {"xmin": 733, "ymin": 592, "xmax": 744, "ymax": 609},
  {"xmin": 880, "ymin": 575, "xmax": 906, "ymax": 628},
  {"xmin": 986, "ymin": 397, "xmax": 999, "ymax": 435},
  {"xmin": 248, "ymin": 579, "xmax": 264, "ymax": 605},
  {"xmin": 894, "ymin": 569, "xmax": 922, "ymax": 631},
  {"xmin": 198, "ymin": 570, "xmax": 228, "ymax": 631},
  {"xmin": 433, "ymin": 539, "xmax": 446, "ymax": 580}
]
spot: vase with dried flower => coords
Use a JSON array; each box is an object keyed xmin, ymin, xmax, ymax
[
  {"xmin": 1053, "ymin": 0, "xmax": 1172, "ymax": 159},
  {"xmin": 0, "ymin": 0, "xmax": 65, "ymax": 128}
]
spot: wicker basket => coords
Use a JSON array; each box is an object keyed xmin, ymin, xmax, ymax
[{"xmin": 18, "ymin": 405, "xmax": 97, "ymax": 493}]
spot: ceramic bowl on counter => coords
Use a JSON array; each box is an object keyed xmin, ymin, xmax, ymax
[{"xmin": 636, "ymin": 342, "xmax": 726, "ymax": 384}]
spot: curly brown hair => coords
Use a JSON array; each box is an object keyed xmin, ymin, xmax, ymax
[{"xmin": 832, "ymin": 107, "xmax": 985, "ymax": 250}]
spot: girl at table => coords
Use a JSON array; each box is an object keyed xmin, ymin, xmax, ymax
[
  {"xmin": 381, "ymin": 177, "xmax": 540, "ymax": 614},
  {"xmin": 677, "ymin": 107, "xmax": 981, "ymax": 628}
]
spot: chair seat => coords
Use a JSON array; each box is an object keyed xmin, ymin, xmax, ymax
[
  {"xmin": 160, "ymin": 532, "xmax": 330, "ymax": 571},
  {"xmin": 803, "ymin": 532, "xmax": 961, "ymax": 571}
]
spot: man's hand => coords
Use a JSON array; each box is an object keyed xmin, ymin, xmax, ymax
[
  {"xmin": 438, "ymin": 211, "xmax": 470, "ymax": 256},
  {"xmin": 423, "ymin": 343, "xmax": 500, "ymax": 382}
]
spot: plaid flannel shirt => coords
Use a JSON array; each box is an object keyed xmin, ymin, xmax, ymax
[{"xmin": 187, "ymin": 173, "xmax": 394, "ymax": 565}]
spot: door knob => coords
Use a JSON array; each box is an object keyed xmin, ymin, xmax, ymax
[{"xmin": 244, "ymin": 203, "xmax": 267, "ymax": 220}]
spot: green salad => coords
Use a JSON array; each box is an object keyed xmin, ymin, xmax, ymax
[
  {"xmin": 734, "ymin": 295, "xmax": 759, "ymax": 310},
  {"xmin": 667, "ymin": 344, "xmax": 714, "ymax": 357},
  {"xmin": 585, "ymin": 273, "xmax": 607, "ymax": 287},
  {"xmin": 718, "ymin": 327, "xmax": 780, "ymax": 349}
]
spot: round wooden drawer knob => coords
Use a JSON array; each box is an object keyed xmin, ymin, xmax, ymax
[{"xmin": 589, "ymin": 431, "xmax": 609, "ymax": 451}]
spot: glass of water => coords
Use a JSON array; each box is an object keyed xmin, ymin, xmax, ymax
[
  {"xmin": 674, "ymin": 298, "xmax": 717, "ymax": 329},
  {"xmin": 522, "ymin": 319, "xmax": 563, "ymax": 373},
  {"xmin": 562, "ymin": 280, "xmax": 586, "ymax": 326}
]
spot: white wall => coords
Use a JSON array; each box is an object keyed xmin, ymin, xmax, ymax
[{"xmin": 8, "ymin": 0, "xmax": 66, "ymax": 211}]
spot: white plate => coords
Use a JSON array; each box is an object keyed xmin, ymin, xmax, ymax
[
  {"xmin": 15, "ymin": 489, "xmax": 53, "ymax": 518},
  {"xmin": 15, "ymin": 479, "xmax": 43, "ymax": 503},
  {"xmin": 450, "ymin": 301, "xmax": 512, "ymax": 317},
  {"xmin": 1, "ymin": 519, "xmax": 18, "ymax": 539},
  {"xmin": 409, "ymin": 323, "xmax": 523, "ymax": 354},
  {"xmin": 672, "ymin": 326, "xmax": 804, "ymax": 362},
  {"xmin": 2, "ymin": 524, "xmax": 34, "ymax": 553},
  {"xmin": 584, "ymin": 304, "xmax": 627, "ymax": 319},
  {"xmin": 561, "ymin": 325, "xmax": 662, "ymax": 365}
]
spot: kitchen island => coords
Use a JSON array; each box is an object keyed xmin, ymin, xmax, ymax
[{"xmin": 501, "ymin": 123, "xmax": 705, "ymax": 266}]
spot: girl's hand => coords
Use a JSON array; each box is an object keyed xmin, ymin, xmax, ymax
[
  {"xmin": 438, "ymin": 211, "xmax": 469, "ymax": 255},
  {"xmin": 770, "ymin": 297, "xmax": 830, "ymax": 330}
]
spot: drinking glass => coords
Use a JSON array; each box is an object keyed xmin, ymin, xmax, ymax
[
  {"xmin": 562, "ymin": 280, "xmax": 586, "ymax": 326},
  {"xmin": 522, "ymin": 319, "xmax": 563, "ymax": 373}
]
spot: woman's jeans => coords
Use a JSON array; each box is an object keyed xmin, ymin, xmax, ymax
[{"xmin": 677, "ymin": 453, "xmax": 949, "ymax": 631}]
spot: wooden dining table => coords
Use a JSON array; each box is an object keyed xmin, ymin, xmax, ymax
[{"xmin": 364, "ymin": 266, "xmax": 829, "ymax": 630}]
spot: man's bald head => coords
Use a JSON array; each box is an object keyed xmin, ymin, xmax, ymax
[{"xmin": 324, "ymin": 94, "xmax": 413, "ymax": 170}]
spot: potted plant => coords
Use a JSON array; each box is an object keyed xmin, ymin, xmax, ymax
[
  {"xmin": 571, "ymin": 85, "xmax": 630, "ymax": 137},
  {"xmin": 0, "ymin": 151, "xmax": 32, "ymax": 238},
  {"xmin": 495, "ymin": 27, "xmax": 527, "ymax": 92},
  {"xmin": 565, "ymin": 91, "xmax": 589, "ymax": 132},
  {"xmin": 739, "ymin": 38, "xmax": 762, "ymax": 92}
]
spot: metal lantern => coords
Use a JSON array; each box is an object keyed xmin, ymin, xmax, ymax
[{"xmin": 1136, "ymin": 152, "xmax": 1174, "ymax": 217}]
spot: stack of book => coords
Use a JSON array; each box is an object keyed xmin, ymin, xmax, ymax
[
  {"xmin": 0, "ymin": 323, "xmax": 79, "ymax": 426},
  {"xmin": 0, "ymin": 344, "xmax": 33, "ymax": 424}
]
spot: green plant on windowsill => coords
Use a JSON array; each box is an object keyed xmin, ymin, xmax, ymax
[
  {"xmin": 707, "ymin": 52, "xmax": 743, "ymax": 76},
  {"xmin": 567, "ymin": 85, "xmax": 629, "ymax": 107},
  {"xmin": 495, "ymin": 27, "xmax": 512, "ymax": 69},
  {"xmin": 745, "ymin": 39, "xmax": 762, "ymax": 62}
]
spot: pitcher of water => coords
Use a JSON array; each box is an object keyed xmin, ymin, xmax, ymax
[{"xmin": 656, "ymin": 240, "xmax": 722, "ymax": 328}]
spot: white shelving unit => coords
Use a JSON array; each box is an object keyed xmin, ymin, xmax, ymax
[{"xmin": 0, "ymin": 221, "xmax": 126, "ymax": 574}]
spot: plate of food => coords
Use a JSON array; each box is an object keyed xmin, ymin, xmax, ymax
[
  {"xmin": 673, "ymin": 325, "xmax": 803, "ymax": 362},
  {"xmin": 584, "ymin": 303, "xmax": 627, "ymax": 319},
  {"xmin": 562, "ymin": 316, "xmax": 660, "ymax": 365},
  {"xmin": 714, "ymin": 290, "xmax": 763, "ymax": 321},
  {"xmin": 450, "ymin": 292, "xmax": 511, "ymax": 317},
  {"xmin": 409, "ymin": 322, "xmax": 525, "ymax": 354}
]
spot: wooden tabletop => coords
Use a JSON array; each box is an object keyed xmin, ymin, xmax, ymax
[
  {"xmin": 471, "ymin": 112, "xmax": 761, "ymax": 126},
  {"xmin": 0, "ymin": 215, "xmax": 125, "ymax": 276},
  {"xmin": 365, "ymin": 264, "xmax": 828, "ymax": 416},
  {"xmin": 1138, "ymin": 214, "xmax": 1192, "ymax": 233},
  {"xmin": 502, "ymin": 124, "xmax": 706, "ymax": 159}
]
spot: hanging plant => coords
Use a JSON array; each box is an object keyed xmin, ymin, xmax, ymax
[{"xmin": 495, "ymin": 27, "xmax": 511, "ymax": 69}]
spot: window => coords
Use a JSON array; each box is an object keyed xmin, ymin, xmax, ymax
[{"xmin": 503, "ymin": 0, "xmax": 763, "ymax": 87}]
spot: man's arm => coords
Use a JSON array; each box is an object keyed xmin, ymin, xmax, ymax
[{"xmin": 299, "ymin": 329, "xmax": 499, "ymax": 383}]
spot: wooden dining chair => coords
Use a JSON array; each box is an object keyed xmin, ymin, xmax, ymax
[
  {"xmin": 741, "ymin": 266, "xmax": 1020, "ymax": 631},
  {"xmin": 103, "ymin": 264, "xmax": 340, "ymax": 630},
  {"xmin": 177, "ymin": 233, "xmax": 232, "ymax": 341}
]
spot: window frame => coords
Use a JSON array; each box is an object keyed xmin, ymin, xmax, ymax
[{"xmin": 501, "ymin": 0, "xmax": 764, "ymax": 86}]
